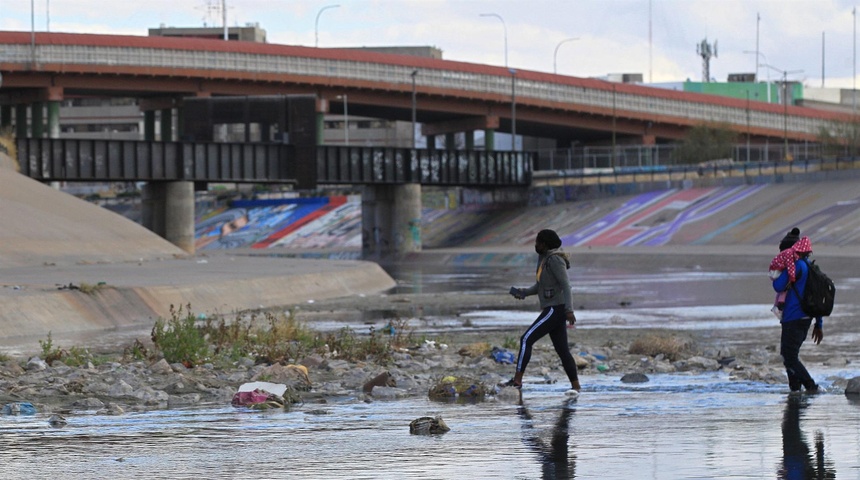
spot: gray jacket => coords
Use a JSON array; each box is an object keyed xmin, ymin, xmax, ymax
[{"xmin": 522, "ymin": 249, "xmax": 573, "ymax": 313}]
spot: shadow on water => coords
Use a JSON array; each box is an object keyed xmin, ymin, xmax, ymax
[{"xmin": 517, "ymin": 399, "xmax": 578, "ymax": 480}]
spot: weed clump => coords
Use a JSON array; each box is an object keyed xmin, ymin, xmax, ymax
[{"xmin": 628, "ymin": 333, "xmax": 691, "ymax": 362}]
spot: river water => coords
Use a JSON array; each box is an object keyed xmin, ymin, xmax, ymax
[{"xmin": 2, "ymin": 255, "xmax": 860, "ymax": 479}]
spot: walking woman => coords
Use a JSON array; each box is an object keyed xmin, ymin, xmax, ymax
[{"xmin": 506, "ymin": 229, "xmax": 580, "ymax": 394}]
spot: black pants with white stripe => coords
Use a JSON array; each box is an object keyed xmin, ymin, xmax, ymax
[{"xmin": 516, "ymin": 305, "xmax": 579, "ymax": 386}]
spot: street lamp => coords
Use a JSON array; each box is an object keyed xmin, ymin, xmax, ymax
[
  {"xmin": 510, "ymin": 68, "xmax": 517, "ymax": 151},
  {"xmin": 315, "ymin": 4, "xmax": 340, "ymax": 48},
  {"xmin": 336, "ymin": 94, "xmax": 348, "ymax": 146},
  {"xmin": 553, "ymin": 37, "xmax": 579, "ymax": 74},
  {"xmin": 743, "ymin": 50, "xmax": 771, "ymax": 102},
  {"xmin": 760, "ymin": 64, "xmax": 803, "ymax": 160},
  {"xmin": 411, "ymin": 70, "xmax": 418, "ymax": 149},
  {"xmin": 480, "ymin": 13, "xmax": 508, "ymax": 68}
]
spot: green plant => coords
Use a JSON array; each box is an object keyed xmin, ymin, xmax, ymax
[
  {"xmin": 0, "ymin": 352, "xmax": 10, "ymax": 362},
  {"xmin": 78, "ymin": 281, "xmax": 106, "ymax": 295},
  {"xmin": 38, "ymin": 331, "xmax": 66, "ymax": 366},
  {"xmin": 671, "ymin": 122, "xmax": 737, "ymax": 165},
  {"xmin": 502, "ymin": 336, "xmax": 519, "ymax": 350},
  {"xmin": 63, "ymin": 346, "xmax": 93, "ymax": 367},
  {"xmin": 151, "ymin": 304, "xmax": 209, "ymax": 367}
]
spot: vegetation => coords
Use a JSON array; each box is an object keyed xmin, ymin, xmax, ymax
[
  {"xmin": 628, "ymin": 333, "xmax": 690, "ymax": 362},
  {"xmin": 671, "ymin": 122, "xmax": 737, "ymax": 165},
  {"xmin": 817, "ymin": 119, "xmax": 860, "ymax": 159},
  {"xmin": 37, "ymin": 331, "xmax": 97, "ymax": 366},
  {"xmin": 149, "ymin": 304, "xmax": 415, "ymax": 368}
]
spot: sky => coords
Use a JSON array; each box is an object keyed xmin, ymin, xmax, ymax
[{"xmin": 2, "ymin": 0, "xmax": 860, "ymax": 89}]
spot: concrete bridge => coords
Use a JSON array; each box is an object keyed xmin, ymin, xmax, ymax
[{"xmin": 0, "ymin": 31, "xmax": 853, "ymax": 149}]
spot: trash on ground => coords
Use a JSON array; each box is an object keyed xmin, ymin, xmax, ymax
[
  {"xmin": 2, "ymin": 402, "xmax": 37, "ymax": 415},
  {"xmin": 409, "ymin": 415, "xmax": 450, "ymax": 435}
]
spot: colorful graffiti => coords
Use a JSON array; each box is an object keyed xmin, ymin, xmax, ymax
[
  {"xmin": 562, "ymin": 185, "xmax": 767, "ymax": 247},
  {"xmin": 194, "ymin": 196, "xmax": 361, "ymax": 250}
]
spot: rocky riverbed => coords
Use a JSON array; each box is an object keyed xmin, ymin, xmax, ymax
[{"xmin": 3, "ymin": 298, "xmax": 857, "ymax": 420}]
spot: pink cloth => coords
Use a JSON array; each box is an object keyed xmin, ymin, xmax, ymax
[{"xmin": 770, "ymin": 248, "xmax": 799, "ymax": 282}]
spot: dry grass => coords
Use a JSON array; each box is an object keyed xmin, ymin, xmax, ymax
[{"xmin": 628, "ymin": 333, "xmax": 690, "ymax": 362}]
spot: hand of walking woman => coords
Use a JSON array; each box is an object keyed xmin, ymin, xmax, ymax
[
  {"xmin": 566, "ymin": 311, "xmax": 576, "ymax": 326},
  {"xmin": 811, "ymin": 325, "xmax": 823, "ymax": 345}
]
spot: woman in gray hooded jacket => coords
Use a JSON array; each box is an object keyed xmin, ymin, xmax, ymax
[{"xmin": 506, "ymin": 229, "xmax": 580, "ymax": 394}]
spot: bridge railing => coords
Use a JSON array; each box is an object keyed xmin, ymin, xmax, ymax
[
  {"xmin": 15, "ymin": 138, "xmax": 532, "ymax": 187},
  {"xmin": 316, "ymin": 146, "xmax": 532, "ymax": 186},
  {"xmin": 0, "ymin": 42, "xmax": 836, "ymax": 137}
]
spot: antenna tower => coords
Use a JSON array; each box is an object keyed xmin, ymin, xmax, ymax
[{"xmin": 696, "ymin": 38, "xmax": 718, "ymax": 83}]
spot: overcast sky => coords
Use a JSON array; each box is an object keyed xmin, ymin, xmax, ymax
[{"xmin": 3, "ymin": 0, "xmax": 860, "ymax": 89}]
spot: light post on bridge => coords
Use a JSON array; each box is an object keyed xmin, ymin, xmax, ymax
[
  {"xmin": 553, "ymin": 37, "xmax": 579, "ymax": 74},
  {"xmin": 510, "ymin": 68, "xmax": 517, "ymax": 151},
  {"xmin": 743, "ymin": 50, "xmax": 771, "ymax": 102},
  {"xmin": 336, "ymin": 94, "xmax": 349, "ymax": 146},
  {"xmin": 315, "ymin": 4, "xmax": 340, "ymax": 48},
  {"xmin": 480, "ymin": 13, "xmax": 508, "ymax": 68},
  {"xmin": 760, "ymin": 64, "xmax": 803, "ymax": 161},
  {"xmin": 411, "ymin": 70, "xmax": 418, "ymax": 149}
]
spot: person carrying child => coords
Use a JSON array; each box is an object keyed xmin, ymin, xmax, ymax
[{"xmin": 769, "ymin": 227, "xmax": 800, "ymax": 319}]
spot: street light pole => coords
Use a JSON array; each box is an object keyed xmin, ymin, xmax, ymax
[
  {"xmin": 411, "ymin": 70, "xmax": 418, "ymax": 149},
  {"xmin": 743, "ymin": 50, "xmax": 770, "ymax": 102},
  {"xmin": 510, "ymin": 69, "xmax": 517, "ymax": 151},
  {"xmin": 342, "ymin": 95, "xmax": 348, "ymax": 146},
  {"xmin": 761, "ymin": 64, "xmax": 803, "ymax": 160},
  {"xmin": 480, "ymin": 13, "xmax": 507, "ymax": 68},
  {"xmin": 553, "ymin": 37, "xmax": 579, "ymax": 74},
  {"xmin": 315, "ymin": 4, "xmax": 341, "ymax": 48}
]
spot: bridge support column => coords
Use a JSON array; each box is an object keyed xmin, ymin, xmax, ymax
[
  {"xmin": 160, "ymin": 108, "xmax": 173, "ymax": 141},
  {"xmin": 47, "ymin": 101, "xmax": 60, "ymax": 139},
  {"xmin": 15, "ymin": 105, "xmax": 28, "ymax": 138},
  {"xmin": 362, "ymin": 183, "xmax": 422, "ymax": 258},
  {"xmin": 141, "ymin": 181, "xmax": 196, "ymax": 254},
  {"xmin": 31, "ymin": 103, "xmax": 44, "ymax": 138},
  {"xmin": 484, "ymin": 129, "xmax": 495, "ymax": 151},
  {"xmin": 0, "ymin": 105, "xmax": 11, "ymax": 129},
  {"xmin": 465, "ymin": 131, "xmax": 474, "ymax": 150},
  {"xmin": 426, "ymin": 135, "xmax": 436, "ymax": 151},
  {"xmin": 144, "ymin": 111, "xmax": 156, "ymax": 142},
  {"xmin": 445, "ymin": 133, "xmax": 456, "ymax": 150}
]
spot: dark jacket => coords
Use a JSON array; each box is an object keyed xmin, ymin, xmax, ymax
[{"xmin": 773, "ymin": 257, "xmax": 823, "ymax": 327}]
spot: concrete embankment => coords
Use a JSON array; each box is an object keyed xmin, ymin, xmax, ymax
[{"xmin": 0, "ymin": 156, "xmax": 395, "ymax": 345}]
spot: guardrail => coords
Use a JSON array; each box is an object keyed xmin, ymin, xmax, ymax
[
  {"xmin": 15, "ymin": 138, "xmax": 533, "ymax": 187},
  {"xmin": 317, "ymin": 146, "xmax": 531, "ymax": 186},
  {"xmin": 532, "ymin": 155, "xmax": 860, "ymax": 187},
  {"xmin": 0, "ymin": 41, "xmax": 837, "ymax": 137}
]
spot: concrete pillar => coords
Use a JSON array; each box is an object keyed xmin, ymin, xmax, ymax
[
  {"xmin": 31, "ymin": 102, "xmax": 44, "ymax": 138},
  {"xmin": 15, "ymin": 105, "xmax": 28, "ymax": 138},
  {"xmin": 141, "ymin": 182, "xmax": 166, "ymax": 236},
  {"xmin": 484, "ymin": 129, "xmax": 496, "ymax": 151},
  {"xmin": 144, "ymin": 110, "xmax": 156, "ymax": 142},
  {"xmin": 164, "ymin": 181, "xmax": 195, "ymax": 253},
  {"xmin": 427, "ymin": 134, "xmax": 436, "ymax": 152},
  {"xmin": 316, "ymin": 112, "xmax": 325, "ymax": 145},
  {"xmin": 160, "ymin": 108, "xmax": 173, "ymax": 141},
  {"xmin": 445, "ymin": 133, "xmax": 456, "ymax": 150},
  {"xmin": 392, "ymin": 183, "xmax": 422, "ymax": 255},
  {"xmin": 47, "ymin": 101, "xmax": 60, "ymax": 138},
  {"xmin": 465, "ymin": 131, "xmax": 475, "ymax": 150},
  {"xmin": 361, "ymin": 184, "xmax": 422, "ymax": 258},
  {"xmin": 0, "ymin": 105, "xmax": 11, "ymax": 128}
]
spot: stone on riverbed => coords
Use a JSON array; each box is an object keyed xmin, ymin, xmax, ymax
[{"xmin": 409, "ymin": 416, "xmax": 450, "ymax": 435}]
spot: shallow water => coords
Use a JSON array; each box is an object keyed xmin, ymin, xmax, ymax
[
  {"xmin": 2, "ymin": 375, "xmax": 859, "ymax": 479},
  {"xmin": 3, "ymin": 259, "xmax": 860, "ymax": 479}
]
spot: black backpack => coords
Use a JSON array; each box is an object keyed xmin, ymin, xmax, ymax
[{"xmin": 792, "ymin": 258, "xmax": 836, "ymax": 318}]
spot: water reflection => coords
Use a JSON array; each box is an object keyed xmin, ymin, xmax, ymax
[
  {"xmin": 779, "ymin": 396, "xmax": 835, "ymax": 479},
  {"xmin": 517, "ymin": 399, "xmax": 577, "ymax": 479}
]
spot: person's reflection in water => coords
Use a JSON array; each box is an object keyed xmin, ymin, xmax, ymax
[
  {"xmin": 517, "ymin": 400, "xmax": 576, "ymax": 479},
  {"xmin": 778, "ymin": 396, "xmax": 835, "ymax": 479}
]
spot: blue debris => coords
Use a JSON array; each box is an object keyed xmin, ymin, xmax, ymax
[
  {"xmin": 491, "ymin": 347, "xmax": 515, "ymax": 364},
  {"xmin": 2, "ymin": 402, "xmax": 37, "ymax": 415}
]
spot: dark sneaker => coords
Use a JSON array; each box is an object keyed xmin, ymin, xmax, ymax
[{"xmin": 500, "ymin": 378, "xmax": 522, "ymax": 389}]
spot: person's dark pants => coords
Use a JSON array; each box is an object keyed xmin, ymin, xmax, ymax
[
  {"xmin": 516, "ymin": 305, "xmax": 579, "ymax": 386},
  {"xmin": 780, "ymin": 317, "xmax": 816, "ymax": 391}
]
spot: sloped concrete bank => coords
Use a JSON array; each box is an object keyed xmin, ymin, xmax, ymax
[{"xmin": 0, "ymin": 253, "xmax": 395, "ymax": 341}]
